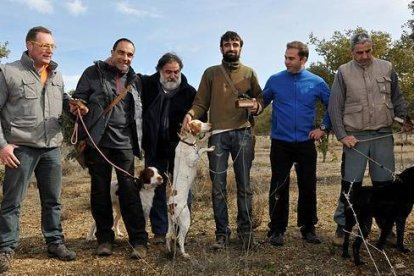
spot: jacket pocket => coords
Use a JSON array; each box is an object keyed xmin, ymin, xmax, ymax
[
  {"xmin": 21, "ymin": 78, "xmax": 38, "ymax": 99},
  {"xmin": 10, "ymin": 117, "xmax": 38, "ymax": 143},
  {"xmin": 376, "ymin": 76, "xmax": 391, "ymax": 94},
  {"xmin": 375, "ymin": 102, "xmax": 394, "ymax": 127},
  {"xmin": 343, "ymin": 104, "xmax": 364, "ymax": 130},
  {"xmin": 50, "ymin": 79, "xmax": 64, "ymax": 100}
]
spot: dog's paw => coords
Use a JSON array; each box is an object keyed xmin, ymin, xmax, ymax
[
  {"xmin": 342, "ymin": 252, "xmax": 350, "ymax": 258},
  {"xmin": 208, "ymin": 146, "xmax": 215, "ymax": 151},
  {"xmin": 182, "ymin": 252, "xmax": 190, "ymax": 259}
]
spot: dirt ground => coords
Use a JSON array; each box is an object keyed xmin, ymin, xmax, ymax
[{"xmin": 2, "ymin": 135, "xmax": 414, "ymax": 275}]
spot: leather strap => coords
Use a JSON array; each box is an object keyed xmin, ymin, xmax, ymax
[
  {"xmin": 102, "ymin": 75, "xmax": 137, "ymax": 114},
  {"xmin": 220, "ymin": 65, "xmax": 240, "ymax": 96}
]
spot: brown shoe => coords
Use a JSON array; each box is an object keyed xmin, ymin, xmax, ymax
[
  {"xmin": 270, "ymin": 233, "xmax": 284, "ymax": 246},
  {"xmin": 0, "ymin": 251, "xmax": 13, "ymax": 273},
  {"xmin": 47, "ymin": 243, "xmax": 76, "ymax": 261},
  {"xmin": 152, "ymin": 234, "xmax": 166, "ymax": 245},
  {"xmin": 211, "ymin": 236, "xmax": 228, "ymax": 250},
  {"xmin": 239, "ymin": 233, "xmax": 258, "ymax": 251},
  {"xmin": 131, "ymin": 245, "xmax": 147, "ymax": 259},
  {"xmin": 96, "ymin": 242, "xmax": 113, "ymax": 256}
]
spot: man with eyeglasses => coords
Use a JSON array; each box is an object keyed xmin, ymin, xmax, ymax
[
  {"xmin": 139, "ymin": 53, "xmax": 200, "ymax": 245},
  {"xmin": 69, "ymin": 38, "xmax": 148, "ymax": 259},
  {"xmin": 329, "ymin": 31, "xmax": 412, "ymax": 246},
  {"xmin": 0, "ymin": 26, "xmax": 76, "ymax": 273}
]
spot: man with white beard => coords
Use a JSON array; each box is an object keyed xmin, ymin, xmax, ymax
[{"xmin": 140, "ymin": 53, "xmax": 201, "ymax": 244}]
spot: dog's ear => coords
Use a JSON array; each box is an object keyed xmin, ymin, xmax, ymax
[
  {"xmin": 189, "ymin": 120, "xmax": 201, "ymax": 135},
  {"xmin": 134, "ymin": 177, "xmax": 143, "ymax": 190}
]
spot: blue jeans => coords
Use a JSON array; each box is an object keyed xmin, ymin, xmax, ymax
[
  {"xmin": 0, "ymin": 146, "xmax": 64, "ymax": 252},
  {"xmin": 145, "ymin": 156, "xmax": 170, "ymax": 236},
  {"xmin": 208, "ymin": 128, "xmax": 254, "ymax": 238}
]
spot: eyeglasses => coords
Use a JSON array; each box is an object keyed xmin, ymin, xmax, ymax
[{"xmin": 30, "ymin": 41, "xmax": 56, "ymax": 50}]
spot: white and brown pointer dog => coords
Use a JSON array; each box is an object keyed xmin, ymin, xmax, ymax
[
  {"xmin": 166, "ymin": 119, "xmax": 215, "ymax": 258},
  {"xmin": 86, "ymin": 167, "xmax": 163, "ymax": 241}
]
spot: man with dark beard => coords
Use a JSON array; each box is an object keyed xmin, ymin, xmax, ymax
[
  {"xmin": 182, "ymin": 31, "xmax": 263, "ymax": 251},
  {"xmin": 140, "ymin": 53, "xmax": 199, "ymax": 244}
]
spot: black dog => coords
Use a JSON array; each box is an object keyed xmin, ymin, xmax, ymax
[{"xmin": 342, "ymin": 167, "xmax": 414, "ymax": 266}]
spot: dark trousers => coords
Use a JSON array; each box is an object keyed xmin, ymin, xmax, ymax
[
  {"xmin": 145, "ymin": 144, "xmax": 193, "ymax": 236},
  {"xmin": 268, "ymin": 139, "xmax": 318, "ymax": 235},
  {"xmin": 85, "ymin": 147, "xmax": 147, "ymax": 246},
  {"xmin": 145, "ymin": 156, "xmax": 172, "ymax": 235}
]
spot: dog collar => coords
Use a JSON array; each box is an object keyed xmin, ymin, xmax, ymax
[{"xmin": 180, "ymin": 139, "xmax": 197, "ymax": 146}]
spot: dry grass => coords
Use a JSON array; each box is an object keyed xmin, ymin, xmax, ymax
[{"xmin": 3, "ymin": 135, "xmax": 414, "ymax": 275}]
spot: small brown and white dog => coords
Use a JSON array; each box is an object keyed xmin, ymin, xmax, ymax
[
  {"xmin": 86, "ymin": 167, "xmax": 163, "ymax": 241},
  {"xmin": 166, "ymin": 119, "xmax": 215, "ymax": 258}
]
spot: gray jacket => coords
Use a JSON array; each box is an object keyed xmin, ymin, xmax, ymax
[{"xmin": 0, "ymin": 52, "xmax": 64, "ymax": 148}]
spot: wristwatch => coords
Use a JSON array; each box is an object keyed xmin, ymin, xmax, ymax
[{"xmin": 319, "ymin": 124, "xmax": 328, "ymax": 132}]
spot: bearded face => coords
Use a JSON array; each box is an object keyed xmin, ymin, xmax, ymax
[
  {"xmin": 220, "ymin": 39, "xmax": 241, "ymax": 62},
  {"xmin": 159, "ymin": 61, "xmax": 182, "ymax": 91},
  {"xmin": 160, "ymin": 73, "xmax": 181, "ymax": 91},
  {"xmin": 223, "ymin": 51, "xmax": 240, "ymax": 62}
]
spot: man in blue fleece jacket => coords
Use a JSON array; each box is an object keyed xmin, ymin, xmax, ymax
[{"xmin": 262, "ymin": 41, "xmax": 331, "ymax": 246}]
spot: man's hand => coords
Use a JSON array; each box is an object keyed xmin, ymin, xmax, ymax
[
  {"xmin": 69, "ymin": 99, "xmax": 89, "ymax": 116},
  {"xmin": 180, "ymin": 113, "xmax": 192, "ymax": 134},
  {"xmin": 402, "ymin": 118, "xmax": 414, "ymax": 133},
  {"xmin": 340, "ymin": 135, "xmax": 358, "ymax": 148},
  {"xmin": 248, "ymin": 98, "xmax": 261, "ymax": 115},
  {"xmin": 309, "ymin": 128, "xmax": 325, "ymax": 141},
  {"xmin": 0, "ymin": 144, "xmax": 20, "ymax": 168}
]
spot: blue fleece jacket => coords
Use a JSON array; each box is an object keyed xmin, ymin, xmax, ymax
[{"xmin": 263, "ymin": 69, "xmax": 331, "ymax": 143}]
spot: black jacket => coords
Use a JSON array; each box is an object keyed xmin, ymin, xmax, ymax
[
  {"xmin": 70, "ymin": 61, "xmax": 143, "ymax": 158},
  {"xmin": 141, "ymin": 72, "xmax": 197, "ymax": 159}
]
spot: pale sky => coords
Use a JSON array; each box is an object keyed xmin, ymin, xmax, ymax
[{"xmin": 0, "ymin": 0, "xmax": 412, "ymax": 91}]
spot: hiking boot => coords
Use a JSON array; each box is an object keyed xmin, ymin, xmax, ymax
[
  {"xmin": 96, "ymin": 242, "xmax": 113, "ymax": 256},
  {"xmin": 332, "ymin": 225, "xmax": 344, "ymax": 247},
  {"xmin": 302, "ymin": 232, "xmax": 322, "ymax": 244},
  {"xmin": 0, "ymin": 251, "xmax": 13, "ymax": 273},
  {"xmin": 300, "ymin": 226, "xmax": 321, "ymax": 244},
  {"xmin": 269, "ymin": 233, "xmax": 284, "ymax": 246},
  {"xmin": 152, "ymin": 234, "xmax": 166, "ymax": 245},
  {"xmin": 131, "ymin": 245, "xmax": 147, "ymax": 259},
  {"xmin": 47, "ymin": 243, "xmax": 76, "ymax": 261},
  {"xmin": 239, "ymin": 233, "xmax": 258, "ymax": 250},
  {"xmin": 211, "ymin": 236, "xmax": 228, "ymax": 250}
]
